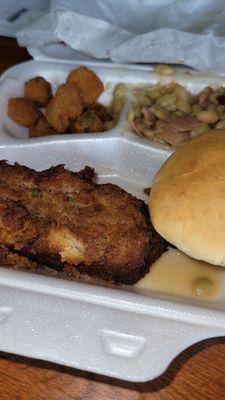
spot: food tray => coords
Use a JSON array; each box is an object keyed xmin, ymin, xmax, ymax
[{"xmin": 0, "ymin": 59, "xmax": 225, "ymax": 382}]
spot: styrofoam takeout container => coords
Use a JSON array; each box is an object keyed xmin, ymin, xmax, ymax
[{"xmin": 1, "ymin": 56, "xmax": 225, "ymax": 382}]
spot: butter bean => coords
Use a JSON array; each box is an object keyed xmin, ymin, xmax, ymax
[
  {"xmin": 174, "ymin": 110, "xmax": 183, "ymax": 117},
  {"xmin": 176, "ymin": 99, "xmax": 191, "ymax": 113},
  {"xmin": 192, "ymin": 104, "xmax": 203, "ymax": 114},
  {"xmin": 192, "ymin": 123, "xmax": 209, "ymax": 137},
  {"xmin": 136, "ymin": 96, "xmax": 151, "ymax": 107},
  {"xmin": 111, "ymin": 98, "xmax": 123, "ymax": 115},
  {"xmin": 150, "ymin": 106, "xmax": 168, "ymax": 120},
  {"xmin": 148, "ymin": 90, "xmax": 161, "ymax": 100},
  {"xmin": 166, "ymin": 103, "xmax": 177, "ymax": 112},
  {"xmin": 143, "ymin": 128, "xmax": 155, "ymax": 138},
  {"xmin": 174, "ymin": 85, "xmax": 189, "ymax": 101},
  {"xmin": 113, "ymin": 83, "xmax": 127, "ymax": 98},
  {"xmin": 155, "ymin": 64, "xmax": 174, "ymax": 75},
  {"xmin": 196, "ymin": 110, "xmax": 218, "ymax": 124},
  {"xmin": 156, "ymin": 93, "xmax": 176, "ymax": 108}
]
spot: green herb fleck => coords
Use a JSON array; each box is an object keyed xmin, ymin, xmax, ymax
[{"xmin": 31, "ymin": 188, "xmax": 42, "ymax": 198}]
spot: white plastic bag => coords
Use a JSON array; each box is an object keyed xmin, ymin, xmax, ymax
[
  {"xmin": 16, "ymin": 0, "xmax": 225, "ymax": 72},
  {"xmin": 0, "ymin": 0, "xmax": 48, "ymax": 38}
]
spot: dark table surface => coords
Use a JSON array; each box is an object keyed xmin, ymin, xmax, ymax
[{"xmin": 0, "ymin": 36, "xmax": 225, "ymax": 400}]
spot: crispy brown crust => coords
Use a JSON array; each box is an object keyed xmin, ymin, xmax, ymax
[
  {"xmin": 71, "ymin": 109, "xmax": 105, "ymax": 133},
  {"xmin": 29, "ymin": 117, "xmax": 57, "ymax": 138},
  {"xmin": 0, "ymin": 162, "xmax": 167, "ymax": 284},
  {"xmin": 0, "ymin": 245, "xmax": 39, "ymax": 271},
  {"xmin": 24, "ymin": 76, "xmax": 52, "ymax": 107},
  {"xmin": 45, "ymin": 83, "xmax": 84, "ymax": 133},
  {"xmin": 67, "ymin": 66, "xmax": 104, "ymax": 105},
  {"xmin": 7, "ymin": 98, "xmax": 42, "ymax": 127}
]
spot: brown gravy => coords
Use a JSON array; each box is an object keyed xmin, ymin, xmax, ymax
[{"xmin": 135, "ymin": 248, "xmax": 223, "ymax": 300}]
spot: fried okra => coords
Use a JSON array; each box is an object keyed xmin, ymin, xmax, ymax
[
  {"xmin": 24, "ymin": 76, "xmax": 52, "ymax": 106},
  {"xmin": 46, "ymin": 83, "xmax": 84, "ymax": 133},
  {"xmin": 91, "ymin": 103, "xmax": 113, "ymax": 123},
  {"xmin": 7, "ymin": 66, "xmax": 112, "ymax": 137},
  {"xmin": 29, "ymin": 117, "xmax": 57, "ymax": 138},
  {"xmin": 67, "ymin": 66, "xmax": 104, "ymax": 105},
  {"xmin": 8, "ymin": 98, "xmax": 42, "ymax": 127},
  {"xmin": 71, "ymin": 109, "xmax": 105, "ymax": 133}
]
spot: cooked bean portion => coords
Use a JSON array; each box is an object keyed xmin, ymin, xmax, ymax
[
  {"xmin": 196, "ymin": 110, "xmax": 218, "ymax": 124},
  {"xmin": 110, "ymin": 83, "xmax": 127, "ymax": 122},
  {"xmin": 128, "ymin": 83, "xmax": 225, "ymax": 147},
  {"xmin": 154, "ymin": 64, "xmax": 175, "ymax": 75}
]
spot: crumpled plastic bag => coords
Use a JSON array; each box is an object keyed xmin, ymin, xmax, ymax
[
  {"xmin": 16, "ymin": 0, "xmax": 225, "ymax": 72},
  {"xmin": 0, "ymin": 0, "xmax": 48, "ymax": 38}
]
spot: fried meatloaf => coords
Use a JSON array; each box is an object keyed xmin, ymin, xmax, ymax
[{"xmin": 0, "ymin": 162, "xmax": 167, "ymax": 284}]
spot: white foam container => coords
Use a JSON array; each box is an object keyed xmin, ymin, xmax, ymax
[{"xmin": 1, "ymin": 55, "xmax": 225, "ymax": 382}]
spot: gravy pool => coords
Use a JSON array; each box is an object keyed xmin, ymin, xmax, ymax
[{"xmin": 135, "ymin": 248, "xmax": 223, "ymax": 300}]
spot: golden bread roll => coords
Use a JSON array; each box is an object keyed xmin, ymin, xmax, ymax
[{"xmin": 149, "ymin": 130, "xmax": 225, "ymax": 265}]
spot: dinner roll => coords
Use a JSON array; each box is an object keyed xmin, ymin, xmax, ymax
[{"xmin": 149, "ymin": 130, "xmax": 225, "ymax": 266}]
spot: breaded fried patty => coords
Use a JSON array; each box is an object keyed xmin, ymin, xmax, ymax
[{"xmin": 0, "ymin": 162, "xmax": 167, "ymax": 284}]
